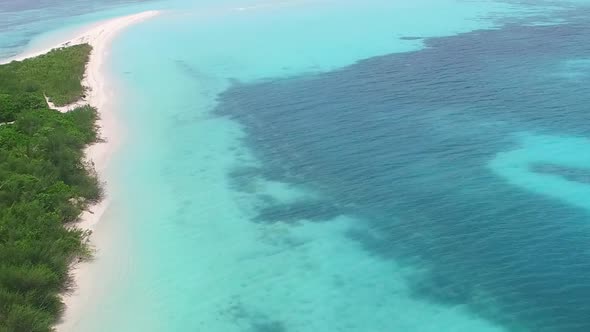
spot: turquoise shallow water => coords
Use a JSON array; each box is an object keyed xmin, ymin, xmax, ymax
[
  {"xmin": 2, "ymin": 1, "xmax": 590, "ymax": 331},
  {"xmin": 0, "ymin": 0, "xmax": 157, "ymax": 58}
]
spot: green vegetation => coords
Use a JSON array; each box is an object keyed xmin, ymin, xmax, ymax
[
  {"xmin": 0, "ymin": 44, "xmax": 101, "ymax": 332},
  {"xmin": 0, "ymin": 44, "xmax": 91, "ymax": 122}
]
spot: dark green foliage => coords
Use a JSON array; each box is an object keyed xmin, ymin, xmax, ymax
[
  {"xmin": 0, "ymin": 44, "xmax": 90, "ymax": 122},
  {"xmin": 0, "ymin": 45, "xmax": 99, "ymax": 331}
]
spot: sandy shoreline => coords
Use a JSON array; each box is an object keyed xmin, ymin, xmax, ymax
[{"xmin": 2, "ymin": 10, "xmax": 159, "ymax": 331}]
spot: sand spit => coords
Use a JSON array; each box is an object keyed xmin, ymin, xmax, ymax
[{"xmin": 1, "ymin": 10, "xmax": 160, "ymax": 331}]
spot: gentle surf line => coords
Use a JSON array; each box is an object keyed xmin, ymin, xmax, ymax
[
  {"xmin": 58, "ymin": 11, "xmax": 160, "ymax": 330},
  {"xmin": 1, "ymin": 10, "xmax": 160, "ymax": 331}
]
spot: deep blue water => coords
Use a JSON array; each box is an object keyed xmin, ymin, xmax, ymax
[{"xmin": 216, "ymin": 6, "xmax": 590, "ymax": 332}]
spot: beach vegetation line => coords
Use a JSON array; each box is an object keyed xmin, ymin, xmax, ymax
[{"xmin": 0, "ymin": 44, "xmax": 100, "ymax": 332}]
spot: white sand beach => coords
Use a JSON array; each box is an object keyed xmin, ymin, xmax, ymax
[
  {"xmin": 2, "ymin": 10, "xmax": 160, "ymax": 330},
  {"xmin": 4, "ymin": 10, "xmax": 159, "ymax": 225}
]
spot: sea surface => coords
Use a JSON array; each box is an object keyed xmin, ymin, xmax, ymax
[{"xmin": 1, "ymin": 1, "xmax": 590, "ymax": 331}]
